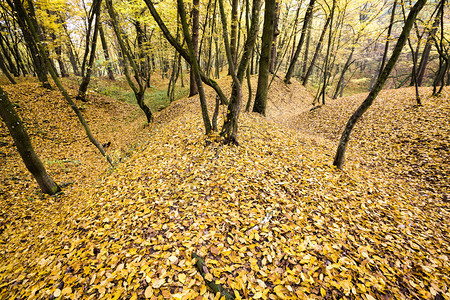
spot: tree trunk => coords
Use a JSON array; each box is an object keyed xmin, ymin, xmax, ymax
[
  {"xmin": 178, "ymin": 0, "xmax": 212, "ymax": 133},
  {"xmin": 62, "ymin": 22, "xmax": 81, "ymax": 76},
  {"xmin": 301, "ymin": 15, "xmax": 312, "ymax": 78},
  {"xmin": 0, "ymin": 52, "xmax": 17, "ymax": 84},
  {"xmin": 0, "ymin": 87, "xmax": 60, "ymax": 194},
  {"xmin": 321, "ymin": 0, "xmax": 336, "ymax": 105},
  {"xmin": 189, "ymin": 0, "xmax": 200, "ymax": 97},
  {"xmin": 9, "ymin": 0, "xmax": 50, "ymax": 88},
  {"xmin": 50, "ymin": 32, "xmax": 69, "ymax": 78},
  {"xmin": 106, "ymin": 0, "xmax": 153, "ymax": 123},
  {"xmin": 269, "ymin": 1, "xmax": 280, "ymax": 74},
  {"xmin": 0, "ymin": 35, "xmax": 19, "ymax": 77},
  {"xmin": 284, "ymin": 0, "xmax": 316, "ymax": 83},
  {"xmin": 416, "ymin": 1, "xmax": 441, "ymax": 86},
  {"xmin": 333, "ymin": 0, "xmax": 427, "ymax": 169},
  {"xmin": 333, "ymin": 46, "xmax": 354, "ymax": 99},
  {"xmin": 303, "ymin": 15, "xmax": 330, "ymax": 85},
  {"xmin": 372, "ymin": 0, "xmax": 397, "ymax": 88},
  {"xmin": 144, "ymin": 0, "xmax": 228, "ymax": 105},
  {"xmin": 229, "ymin": 0, "xmax": 239, "ymax": 74},
  {"xmin": 17, "ymin": 0, "xmax": 114, "ymax": 167},
  {"xmin": 77, "ymin": 0, "xmax": 102, "ymax": 101},
  {"xmin": 99, "ymin": 22, "xmax": 115, "ymax": 80},
  {"xmin": 220, "ymin": 0, "xmax": 262, "ymax": 144},
  {"xmin": 253, "ymin": 0, "xmax": 276, "ymax": 116}
]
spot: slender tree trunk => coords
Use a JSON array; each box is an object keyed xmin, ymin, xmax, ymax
[
  {"xmin": 9, "ymin": 0, "xmax": 51, "ymax": 88},
  {"xmin": 77, "ymin": 0, "xmax": 101, "ymax": 101},
  {"xmin": 416, "ymin": 1, "xmax": 441, "ymax": 86},
  {"xmin": 17, "ymin": 0, "xmax": 114, "ymax": 167},
  {"xmin": 0, "ymin": 35, "xmax": 19, "ymax": 76},
  {"xmin": 0, "ymin": 52, "xmax": 17, "ymax": 84},
  {"xmin": 62, "ymin": 23, "xmax": 81, "ymax": 76},
  {"xmin": 333, "ymin": 0, "xmax": 427, "ymax": 169},
  {"xmin": 229, "ymin": 0, "xmax": 239, "ymax": 74},
  {"xmin": 245, "ymin": 65, "xmax": 252, "ymax": 111},
  {"xmin": 212, "ymin": 95, "xmax": 220, "ymax": 132},
  {"xmin": 321, "ymin": 0, "xmax": 336, "ymax": 105},
  {"xmin": 205, "ymin": 0, "xmax": 217, "ymax": 77},
  {"xmin": 284, "ymin": 0, "xmax": 316, "ymax": 83},
  {"xmin": 220, "ymin": 0, "xmax": 262, "ymax": 144},
  {"xmin": 0, "ymin": 87, "xmax": 60, "ymax": 194},
  {"xmin": 144, "ymin": 0, "xmax": 228, "ymax": 105},
  {"xmin": 99, "ymin": 22, "xmax": 115, "ymax": 80},
  {"xmin": 370, "ymin": 0, "xmax": 397, "ymax": 90},
  {"xmin": 253, "ymin": 0, "xmax": 276, "ymax": 116},
  {"xmin": 432, "ymin": 0, "xmax": 448, "ymax": 96},
  {"xmin": 301, "ymin": 15, "xmax": 312, "ymax": 78},
  {"xmin": 50, "ymin": 32, "xmax": 69, "ymax": 78},
  {"xmin": 178, "ymin": 0, "xmax": 212, "ymax": 133},
  {"xmin": 106, "ymin": 0, "xmax": 153, "ymax": 123},
  {"xmin": 269, "ymin": 1, "xmax": 280, "ymax": 74},
  {"xmin": 189, "ymin": 0, "xmax": 200, "ymax": 96},
  {"xmin": 303, "ymin": 15, "xmax": 330, "ymax": 85},
  {"xmin": 333, "ymin": 46, "xmax": 354, "ymax": 99}
]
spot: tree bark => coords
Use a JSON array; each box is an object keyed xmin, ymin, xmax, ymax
[
  {"xmin": 220, "ymin": 0, "xmax": 262, "ymax": 144},
  {"xmin": 106, "ymin": 0, "xmax": 153, "ymax": 123},
  {"xmin": 253, "ymin": 0, "xmax": 276, "ymax": 116},
  {"xmin": 99, "ymin": 22, "xmax": 115, "ymax": 80},
  {"xmin": 189, "ymin": 0, "xmax": 200, "ymax": 96},
  {"xmin": 144, "ymin": 0, "xmax": 228, "ymax": 105},
  {"xmin": 321, "ymin": 0, "xmax": 336, "ymax": 105},
  {"xmin": 284, "ymin": 0, "xmax": 316, "ymax": 83},
  {"xmin": 269, "ymin": 1, "xmax": 280, "ymax": 74},
  {"xmin": 333, "ymin": 46, "xmax": 354, "ymax": 99},
  {"xmin": 77, "ymin": 0, "xmax": 102, "ymax": 102},
  {"xmin": 9, "ymin": 0, "xmax": 50, "ymax": 88},
  {"xmin": 300, "ymin": 15, "xmax": 312, "ymax": 78},
  {"xmin": 178, "ymin": 0, "xmax": 212, "ymax": 133},
  {"xmin": 416, "ymin": 1, "xmax": 441, "ymax": 86},
  {"xmin": 333, "ymin": 0, "xmax": 427, "ymax": 169},
  {"xmin": 229, "ymin": 0, "xmax": 239, "ymax": 74},
  {"xmin": 0, "ymin": 52, "xmax": 17, "ymax": 84},
  {"xmin": 0, "ymin": 87, "xmax": 60, "ymax": 194},
  {"xmin": 302, "ymin": 15, "xmax": 330, "ymax": 85}
]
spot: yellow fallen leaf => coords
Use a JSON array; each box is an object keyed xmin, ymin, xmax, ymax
[
  {"xmin": 366, "ymin": 294, "xmax": 376, "ymax": 300},
  {"xmin": 144, "ymin": 286, "xmax": 153, "ymax": 298},
  {"xmin": 274, "ymin": 285, "xmax": 288, "ymax": 299},
  {"xmin": 179, "ymin": 273, "xmax": 186, "ymax": 284},
  {"xmin": 205, "ymin": 273, "xmax": 213, "ymax": 281},
  {"xmin": 253, "ymin": 291, "xmax": 263, "ymax": 299},
  {"xmin": 53, "ymin": 289, "xmax": 61, "ymax": 298},
  {"xmin": 152, "ymin": 278, "xmax": 165, "ymax": 288},
  {"xmin": 61, "ymin": 287, "xmax": 72, "ymax": 295}
]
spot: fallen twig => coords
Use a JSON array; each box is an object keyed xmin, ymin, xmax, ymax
[{"xmin": 191, "ymin": 253, "xmax": 235, "ymax": 300}]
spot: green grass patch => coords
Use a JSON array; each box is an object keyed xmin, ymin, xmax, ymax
[{"xmin": 92, "ymin": 78, "xmax": 188, "ymax": 112}]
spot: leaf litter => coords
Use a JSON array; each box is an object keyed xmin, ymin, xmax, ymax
[{"xmin": 0, "ymin": 79, "xmax": 449, "ymax": 299}]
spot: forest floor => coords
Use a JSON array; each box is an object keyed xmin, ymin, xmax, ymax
[{"xmin": 0, "ymin": 76, "xmax": 448, "ymax": 300}]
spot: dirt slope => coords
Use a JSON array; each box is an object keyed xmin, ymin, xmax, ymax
[
  {"xmin": 0, "ymin": 79, "xmax": 449, "ymax": 299},
  {"xmin": 287, "ymin": 86, "xmax": 450, "ymax": 199},
  {"xmin": 0, "ymin": 82, "xmax": 150, "ymax": 232}
]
